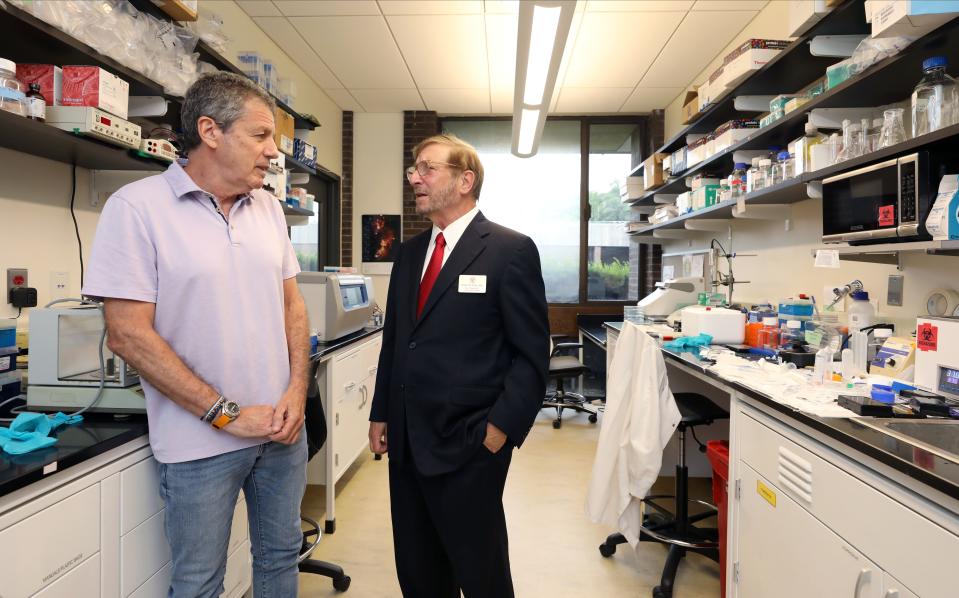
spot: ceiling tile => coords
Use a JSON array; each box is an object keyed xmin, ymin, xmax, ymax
[
  {"xmin": 291, "ymin": 17, "xmax": 415, "ymax": 89},
  {"xmin": 421, "ymin": 89, "xmax": 491, "ymax": 114},
  {"xmin": 562, "ymin": 11, "xmax": 685, "ymax": 87},
  {"xmin": 586, "ymin": 1, "xmax": 695, "ymax": 11},
  {"xmin": 692, "ymin": 0, "xmax": 768, "ymax": 10},
  {"xmin": 349, "ymin": 89, "xmax": 426, "ymax": 111},
  {"xmin": 485, "ymin": 14, "xmax": 517, "ymax": 93},
  {"xmin": 620, "ymin": 86, "xmax": 683, "ymax": 112},
  {"xmin": 272, "ymin": 1, "xmax": 380, "ymax": 16},
  {"xmin": 252, "ymin": 17, "xmax": 344, "ymax": 89},
  {"xmin": 387, "ymin": 15, "xmax": 490, "ymax": 89},
  {"xmin": 638, "ymin": 11, "xmax": 756, "ymax": 87},
  {"xmin": 379, "ymin": 1, "xmax": 484, "ymax": 15},
  {"xmin": 324, "ymin": 88, "xmax": 365, "ymax": 111},
  {"xmin": 483, "ymin": 0, "xmax": 518, "ymax": 13},
  {"xmin": 490, "ymin": 88, "xmax": 513, "ymax": 114},
  {"xmin": 555, "ymin": 87, "xmax": 633, "ymax": 113},
  {"xmin": 236, "ymin": 1, "xmax": 282, "ymax": 17}
]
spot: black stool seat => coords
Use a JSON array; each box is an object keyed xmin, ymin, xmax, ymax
[
  {"xmin": 674, "ymin": 393, "xmax": 730, "ymax": 428},
  {"xmin": 549, "ymin": 355, "xmax": 589, "ymax": 377},
  {"xmin": 543, "ymin": 337, "xmax": 598, "ymax": 429}
]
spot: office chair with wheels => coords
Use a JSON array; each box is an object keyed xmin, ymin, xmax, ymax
[
  {"xmin": 300, "ymin": 358, "xmax": 351, "ymax": 592},
  {"xmin": 598, "ymin": 393, "xmax": 728, "ymax": 598},
  {"xmin": 543, "ymin": 334, "xmax": 599, "ymax": 429}
]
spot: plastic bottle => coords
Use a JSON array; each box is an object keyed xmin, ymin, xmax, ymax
[
  {"xmin": 847, "ymin": 290, "xmax": 876, "ymax": 332},
  {"xmin": 756, "ymin": 158, "xmax": 772, "ymax": 191},
  {"xmin": 730, "ymin": 162, "xmax": 748, "ymax": 197},
  {"xmin": 795, "ymin": 123, "xmax": 827, "ymax": 175},
  {"xmin": 912, "ymin": 56, "xmax": 959, "ymax": 138},
  {"xmin": 25, "ymin": 82, "xmax": 45, "ymax": 122},
  {"xmin": 813, "ymin": 346, "xmax": 834, "ymax": 384},
  {"xmin": 841, "ymin": 348, "xmax": 855, "ymax": 380},
  {"xmin": 780, "ymin": 320, "xmax": 804, "ymax": 350},
  {"xmin": 0, "ymin": 57, "xmax": 25, "ymax": 117},
  {"xmin": 746, "ymin": 157, "xmax": 761, "ymax": 193},
  {"xmin": 758, "ymin": 316, "xmax": 781, "ymax": 351}
]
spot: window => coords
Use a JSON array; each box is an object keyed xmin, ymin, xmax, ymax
[
  {"xmin": 289, "ymin": 170, "xmax": 340, "ymax": 271},
  {"xmin": 443, "ymin": 118, "xmax": 643, "ymax": 304}
]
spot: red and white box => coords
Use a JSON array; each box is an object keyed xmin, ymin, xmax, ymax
[
  {"xmin": 61, "ymin": 66, "xmax": 129, "ymax": 119},
  {"xmin": 15, "ymin": 64, "xmax": 62, "ymax": 106}
]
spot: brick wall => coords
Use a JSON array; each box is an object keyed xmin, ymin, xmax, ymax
[
  {"xmin": 341, "ymin": 111, "xmax": 354, "ymax": 266},
  {"xmin": 402, "ymin": 110, "xmax": 440, "ymax": 240}
]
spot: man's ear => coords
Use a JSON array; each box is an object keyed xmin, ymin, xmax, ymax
[
  {"xmin": 196, "ymin": 115, "xmax": 220, "ymax": 149},
  {"xmin": 459, "ymin": 170, "xmax": 476, "ymax": 196}
]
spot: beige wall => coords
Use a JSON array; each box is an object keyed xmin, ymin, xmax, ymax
[
  {"xmin": 351, "ymin": 113, "xmax": 405, "ymax": 307},
  {"xmin": 0, "ymin": 1, "xmax": 342, "ymax": 329}
]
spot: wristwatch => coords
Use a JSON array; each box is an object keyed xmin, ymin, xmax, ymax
[{"xmin": 211, "ymin": 400, "xmax": 241, "ymax": 429}]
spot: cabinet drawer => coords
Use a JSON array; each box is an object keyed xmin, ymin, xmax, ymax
[
  {"xmin": 121, "ymin": 456, "xmax": 164, "ymax": 535},
  {"xmin": 121, "ymin": 509, "xmax": 172, "ymax": 596},
  {"xmin": 0, "ymin": 484, "xmax": 100, "ymax": 596},
  {"xmin": 330, "ymin": 336, "xmax": 382, "ymax": 396},
  {"xmin": 222, "ymin": 539, "xmax": 252, "ymax": 598},
  {"xmin": 739, "ymin": 412, "xmax": 959, "ymax": 598},
  {"xmin": 128, "ymin": 561, "xmax": 171, "ymax": 598},
  {"xmin": 32, "ymin": 553, "xmax": 101, "ymax": 598}
]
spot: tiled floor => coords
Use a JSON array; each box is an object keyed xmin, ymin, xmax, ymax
[{"xmin": 299, "ymin": 410, "xmax": 721, "ymax": 597}]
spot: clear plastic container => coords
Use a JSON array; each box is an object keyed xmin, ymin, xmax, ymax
[
  {"xmin": 912, "ymin": 55, "xmax": 959, "ymax": 138},
  {"xmin": 847, "ymin": 290, "xmax": 876, "ymax": 332},
  {"xmin": 879, "ymin": 108, "xmax": 907, "ymax": 148},
  {"xmin": 756, "ymin": 158, "xmax": 772, "ymax": 191},
  {"xmin": 746, "ymin": 157, "xmax": 761, "ymax": 193},
  {"xmin": 780, "ymin": 320, "xmax": 804, "ymax": 350},
  {"xmin": 758, "ymin": 317, "xmax": 781, "ymax": 351},
  {"xmin": 0, "ymin": 58, "xmax": 26, "ymax": 117},
  {"xmin": 837, "ymin": 119, "xmax": 862, "ymax": 162},
  {"xmin": 813, "ymin": 346, "xmax": 834, "ymax": 384},
  {"xmin": 795, "ymin": 123, "xmax": 827, "ymax": 175}
]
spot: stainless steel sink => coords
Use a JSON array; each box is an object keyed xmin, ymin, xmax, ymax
[{"xmin": 857, "ymin": 419, "xmax": 959, "ymax": 464}]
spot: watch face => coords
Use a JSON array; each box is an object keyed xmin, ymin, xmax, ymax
[{"xmin": 223, "ymin": 401, "xmax": 241, "ymax": 418}]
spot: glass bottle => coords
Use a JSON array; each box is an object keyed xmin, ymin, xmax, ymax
[
  {"xmin": 837, "ymin": 119, "xmax": 861, "ymax": 162},
  {"xmin": 731, "ymin": 162, "xmax": 748, "ymax": 197},
  {"xmin": 756, "ymin": 158, "xmax": 772, "ymax": 191},
  {"xmin": 758, "ymin": 317, "xmax": 781, "ymax": 351},
  {"xmin": 912, "ymin": 55, "xmax": 959, "ymax": 138},
  {"xmin": 746, "ymin": 157, "xmax": 761, "ymax": 193},
  {"xmin": 0, "ymin": 57, "xmax": 25, "ymax": 117},
  {"xmin": 879, "ymin": 108, "xmax": 907, "ymax": 148},
  {"xmin": 25, "ymin": 82, "xmax": 45, "ymax": 122},
  {"xmin": 795, "ymin": 123, "xmax": 827, "ymax": 175}
]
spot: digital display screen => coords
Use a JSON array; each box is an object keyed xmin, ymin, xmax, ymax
[
  {"xmin": 939, "ymin": 367, "xmax": 959, "ymax": 397},
  {"xmin": 100, "ymin": 116, "xmax": 111, "ymax": 126},
  {"xmin": 340, "ymin": 284, "xmax": 368, "ymax": 309}
]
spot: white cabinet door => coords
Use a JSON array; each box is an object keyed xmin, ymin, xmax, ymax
[
  {"xmin": 882, "ymin": 573, "xmax": 919, "ymax": 598},
  {"xmin": 735, "ymin": 463, "xmax": 882, "ymax": 598},
  {"xmin": 32, "ymin": 553, "xmax": 101, "ymax": 598}
]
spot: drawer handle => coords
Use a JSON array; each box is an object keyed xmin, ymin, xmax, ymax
[
  {"xmin": 368, "ymin": 366, "xmax": 378, "ymax": 375},
  {"xmin": 884, "ymin": 591, "xmax": 899, "ymax": 598},
  {"xmin": 344, "ymin": 382, "xmax": 357, "ymax": 391},
  {"xmin": 854, "ymin": 568, "xmax": 871, "ymax": 598},
  {"xmin": 359, "ymin": 386, "xmax": 368, "ymax": 408}
]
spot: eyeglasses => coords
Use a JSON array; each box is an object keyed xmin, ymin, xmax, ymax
[{"xmin": 405, "ymin": 160, "xmax": 461, "ymax": 180}]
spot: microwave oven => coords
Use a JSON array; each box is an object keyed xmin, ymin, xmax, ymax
[{"xmin": 822, "ymin": 151, "xmax": 957, "ymax": 245}]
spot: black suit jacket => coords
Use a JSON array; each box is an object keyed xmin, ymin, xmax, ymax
[{"xmin": 369, "ymin": 212, "xmax": 550, "ymax": 476}]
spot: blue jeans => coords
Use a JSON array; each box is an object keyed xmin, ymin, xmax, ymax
[{"xmin": 157, "ymin": 433, "xmax": 307, "ymax": 598}]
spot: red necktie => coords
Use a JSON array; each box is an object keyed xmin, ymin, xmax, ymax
[{"xmin": 417, "ymin": 232, "xmax": 446, "ymax": 318}]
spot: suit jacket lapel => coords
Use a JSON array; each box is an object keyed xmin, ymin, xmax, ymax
[
  {"xmin": 414, "ymin": 212, "xmax": 490, "ymax": 329},
  {"xmin": 407, "ymin": 232, "xmax": 430, "ymax": 327}
]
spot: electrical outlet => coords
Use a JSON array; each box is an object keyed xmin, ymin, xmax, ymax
[
  {"xmin": 6, "ymin": 268, "xmax": 27, "ymax": 303},
  {"xmin": 887, "ymin": 274, "xmax": 904, "ymax": 307},
  {"xmin": 51, "ymin": 271, "xmax": 69, "ymax": 301}
]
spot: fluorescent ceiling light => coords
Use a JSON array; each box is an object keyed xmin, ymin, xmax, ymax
[
  {"xmin": 523, "ymin": 5, "xmax": 562, "ymax": 105},
  {"xmin": 517, "ymin": 109, "xmax": 541, "ymax": 155},
  {"xmin": 511, "ymin": 1, "xmax": 575, "ymax": 158}
]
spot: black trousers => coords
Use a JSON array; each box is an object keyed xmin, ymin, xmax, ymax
[{"xmin": 389, "ymin": 442, "xmax": 514, "ymax": 598}]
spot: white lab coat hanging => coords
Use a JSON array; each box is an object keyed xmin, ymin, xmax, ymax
[{"xmin": 586, "ymin": 322, "xmax": 681, "ymax": 546}]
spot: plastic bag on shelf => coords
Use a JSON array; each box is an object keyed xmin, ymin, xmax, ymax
[
  {"xmin": 849, "ymin": 36, "xmax": 914, "ymax": 74},
  {"xmin": 187, "ymin": 11, "xmax": 231, "ymax": 55}
]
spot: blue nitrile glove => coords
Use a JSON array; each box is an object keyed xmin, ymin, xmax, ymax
[
  {"xmin": 663, "ymin": 333, "xmax": 714, "ymax": 350},
  {"xmin": 0, "ymin": 412, "xmax": 84, "ymax": 455}
]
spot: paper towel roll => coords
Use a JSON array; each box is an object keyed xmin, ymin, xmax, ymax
[{"xmin": 924, "ymin": 288, "xmax": 959, "ymax": 316}]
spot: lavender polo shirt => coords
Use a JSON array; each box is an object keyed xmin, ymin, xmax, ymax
[{"xmin": 82, "ymin": 161, "xmax": 300, "ymax": 463}]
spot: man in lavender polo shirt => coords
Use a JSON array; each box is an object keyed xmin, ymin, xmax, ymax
[{"xmin": 82, "ymin": 73, "xmax": 310, "ymax": 598}]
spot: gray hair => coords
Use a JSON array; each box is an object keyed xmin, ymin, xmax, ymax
[{"xmin": 180, "ymin": 72, "xmax": 276, "ymax": 152}]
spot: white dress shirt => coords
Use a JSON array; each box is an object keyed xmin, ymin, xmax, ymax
[{"xmin": 420, "ymin": 205, "xmax": 480, "ymax": 281}]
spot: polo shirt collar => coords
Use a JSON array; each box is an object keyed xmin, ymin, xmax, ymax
[{"xmin": 163, "ymin": 160, "xmax": 254, "ymax": 204}]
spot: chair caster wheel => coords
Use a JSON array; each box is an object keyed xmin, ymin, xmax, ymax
[
  {"xmin": 588, "ymin": 414, "xmax": 598, "ymax": 423},
  {"xmin": 552, "ymin": 419, "xmax": 562, "ymax": 429},
  {"xmin": 599, "ymin": 543, "xmax": 616, "ymax": 557},
  {"xmin": 333, "ymin": 575, "xmax": 351, "ymax": 592},
  {"xmin": 652, "ymin": 585, "xmax": 671, "ymax": 598}
]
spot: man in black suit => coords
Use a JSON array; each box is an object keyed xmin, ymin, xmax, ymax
[{"xmin": 369, "ymin": 134, "xmax": 550, "ymax": 597}]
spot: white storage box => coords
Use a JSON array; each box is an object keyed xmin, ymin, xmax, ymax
[
  {"xmin": 676, "ymin": 191, "xmax": 692, "ymax": 214},
  {"xmin": 681, "ymin": 306, "xmax": 746, "ymax": 344},
  {"xmin": 869, "ymin": 0, "xmax": 959, "ymax": 38},
  {"xmin": 719, "ymin": 40, "xmax": 792, "ymax": 90},
  {"xmin": 61, "ymin": 66, "xmax": 129, "ymax": 119},
  {"xmin": 790, "ymin": 0, "xmax": 832, "ymax": 36}
]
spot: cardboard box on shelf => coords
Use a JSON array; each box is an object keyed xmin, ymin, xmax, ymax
[
  {"xmin": 698, "ymin": 66, "xmax": 727, "ymax": 112},
  {"xmin": 691, "ymin": 185, "xmax": 720, "ymax": 211},
  {"xmin": 626, "ymin": 176, "xmax": 645, "ymax": 199},
  {"xmin": 686, "ymin": 137, "xmax": 709, "ymax": 168},
  {"xmin": 61, "ymin": 66, "xmax": 129, "ymax": 119},
  {"xmin": 869, "ymin": 0, "xmax": 959, "ymax": 38},
  {"xmin": 789, "ymin": 0, "xmax": 832, "ymax": 36},
  {"xmin": 681, "ymin": 85, "xmax": 700, "ymax": 124},
  {"xmin": 671, "ymin": 147, "xmax": 688, "ymax": 175},
  {"xmin": 643, "ymin": 153, "xmax": 668, "ymax": 190},
  {"xmin": 719, "ymin": 39, "xmax": 792, "ymax": 90},
  {"xmin": 15, "ymin": 64, "xmax": 62, "ymax": 106},
  {"xmin": 274, "ymin": 107, "xmax": 295, "ymax": 155}
]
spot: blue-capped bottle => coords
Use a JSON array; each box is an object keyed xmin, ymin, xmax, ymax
[{"xmin": 912, "ymin": 56, "xmax": 959, "ymax": 138}]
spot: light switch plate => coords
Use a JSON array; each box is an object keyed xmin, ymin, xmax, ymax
[{"xmin": 887, "ymin": 274, "xmax": 904, "ymax": 307}]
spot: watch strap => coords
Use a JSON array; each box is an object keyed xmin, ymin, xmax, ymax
[
  {"xmin": 211, "ymin": 410, "xmax": 234, "ymax": 429},
  {"xmin": 202, "ymin": 395, "xmax": 226, "ymax": 423}
]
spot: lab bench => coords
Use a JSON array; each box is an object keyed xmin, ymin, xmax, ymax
[
  {"xmin": 604, "ymin": 322, "xmax": 959, "ymax": 598},
  {"xmin": 308, "ymin": 325, "xmax": 383, "ymax": 534}
]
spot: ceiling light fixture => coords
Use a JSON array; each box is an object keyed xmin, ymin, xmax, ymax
[{"xmin": 511, "ymin": 1, "xmax": 575, "ymax": 158}]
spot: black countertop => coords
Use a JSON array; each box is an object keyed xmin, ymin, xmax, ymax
[
  {"xmin": 604, "ymin": 321, "xmax": 959, "ymax": 502},
  {"xmin": 0, "ymin": 410, "xmax": 148, "ymax": 499},
  {"xmin": 310, "ymin": 326, "xmax": 383, "ymax": 360}
]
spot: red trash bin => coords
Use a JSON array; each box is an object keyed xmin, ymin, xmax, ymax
[{"xmin": 706, "ymin": 440, "xmax": 730, "ymax": 598}]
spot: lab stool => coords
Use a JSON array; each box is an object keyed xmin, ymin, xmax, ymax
[
  {"xmin": 543, "ymin": 335, "xmax": 599, "ymax": 429},
  {"xmin": 598, "ymin": 393, "xmax": 729, "ymax": 598}
]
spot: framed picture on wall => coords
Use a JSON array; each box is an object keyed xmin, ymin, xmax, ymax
[{"xmin": 362, "ymin": 214, "xmax": 400, "ymax": 274}]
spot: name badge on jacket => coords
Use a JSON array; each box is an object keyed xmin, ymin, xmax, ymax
[{"xmin": 458, "ymin": 275, "xmax": 487, "ymax": 294}]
